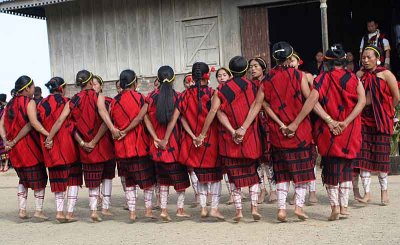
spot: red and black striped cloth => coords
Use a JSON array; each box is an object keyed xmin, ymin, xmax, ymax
[
  {"xmin": 48, "ymin": 162, "xmax": 83, "ymax": 192},
  {"xmin": 321, "ymin": 157, "xmax": 353, "ymax": 185},
  {"xmin": 271, "ymin": 146, "xmax": 315, "ymax": 184},
  {"xmin": 119, "ymin": 156, "xmax": 155, "ymax": 189},
  {"xmin": 313, "ymin": 68, "xmax": 362, "ymax": 159},
  {"xmin": 15, "ymin": 163, "xmax": 48, "ymax": 190},
  {"xmin": 154, "ymin": 161, "xmax": 190, "ymax": 191},
  {"xmin": 221, "ymin": 157, "xmax": 259, "ymax": 188},
  {"xmin": 82, "ymin": 160, "xmax": 115, "ymax": 188}
]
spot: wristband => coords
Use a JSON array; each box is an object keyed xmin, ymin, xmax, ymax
[{"xmin": 79, "ymin": 140, "xmax": 85, "ymax": 147}]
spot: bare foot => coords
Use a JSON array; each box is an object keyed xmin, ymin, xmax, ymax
[
  {"xmin": 144, "ymin": 208, "xmax": 157, "ymax": 219},
  {"xmin": 233, "ymin": 209, "xmax": 243, "ymax": 223},
  {"xmin": 277, "ymin": 209, "xmax": 287, "ymax": 222},
  {"xmin": 381, "ymin": 190, "xmax": 389, "ymax": 206},
  {"xmin": 56, "ymin": 211, "xmax": 67, "ymax": 223},
  {"xmin": 33, "ymin": 211, "xmax": 49, "ymax": 222},
  {"xmin": 160, "ymin": 209, "xmax": 171, "ymax": 222},
  {"xmin": 308, "ymin": 191, "xmax": 318, "ymax": 204},
  {"xmin": 269, "ymin": 191, "xmax": 277, "ymax": 203},
  {"xmin": 294, "ymin": 206, "xmax": 308, "ymax": 221},
  {"xmin": 357, "ymin": 193, "xmax": 371, "ymax": 204},
  {"xmin": 340, "ymin": 206, "xmax": 350, "ymax": 216},
  {"xmin": 209, "ymin": 208, "xmax": 225, "ymax": 221},
  {"xmin": 353, "ymin": 188, "xmax": 362, "ymax": 200},
  {"xmin": 328, "ymin": 206, "xmax": 339, "ymax": 221},
  {"xmin": 101, "ymin": 209, "xmax": 113, "ymax": 216},
  {"xmin": 18, "ymin": 209, "xmax": 30, "ymax": 220},
  {"xmin": 200, "ymin": 207, "xmax": 208, "ymax": 218},
  {"xmin": 226, "ymin": 195, "xmax": 234, "ymax": 205},
  {"xmin": 257, "ymin": 189, "xmax": 267, "ymax": 204},
  {"xmin": 65, "ymin": 212, "xmax": 78, "ymax": 223},
  {"xmin": 176, "ymin": 208, "xmax": 191, "ymax": 218},
  {"xmin": 251, "ymin": 205, "xmax": 261, "ymax": 221},
  {"xmin": 129, "ymin": 211, "xmax": 137, "ymax": 221},
  {"xmin": 90, "ymin": 211, "xmax": 102, "ymax": 222},
  {"xmin": 289, "ymin": 194, "xmax": 295, "ymax": 205}
]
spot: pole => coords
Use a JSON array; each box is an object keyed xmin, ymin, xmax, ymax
[{"xmin": 320, "ymin": 0, "xmax": 329, "ymax": 53}]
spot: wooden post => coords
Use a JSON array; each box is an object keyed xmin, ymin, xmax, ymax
[{"xmin": 320, "ymin": 0, "xmax": 329, "ymax": 53}]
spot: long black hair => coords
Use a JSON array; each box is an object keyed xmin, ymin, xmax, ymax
[
  {"xmin": 76, "ymin": 70, "xmax": 93, "ymax": 88},
  {"xmin": 324, "ymin": 43, "xmax": 347, "ymax": 71},
  {"xmin": 156, "ymin": 66, "xmax": 175, "ymax": 125},
  {"xmin": 119, "ymin": 69, "xmax": 137, "ymax": 90},
  {"xmin": 45, "ymin": 77, "xmax": 66, "ymax": 94},
  {"xmin": 229, "ymin": 56, "xmax": 248, "ymax": 78},
  {"xmin": 192, "ymin": 62, "xmax": 209, "ymax": 112}
]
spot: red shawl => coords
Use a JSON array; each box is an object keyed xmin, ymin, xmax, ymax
[
  {"xmin": 69, "ymin": 89, "xmax": 115, "ymax": 164},
  {"xmin": 361, "ymin": 67, "xmax": 394, "ymax": 134},
  {"xmin": 110, "ymin": 90, "xmax": 148, "ymax": 159},
  {"xmin": 178, "ymin": 86, "xmax": 219, "ymax": 168},
  {"xmin": 37, "ymin": 94, "xmax": 78, "ymax": 167},
  {"xmin": 262, "ymin": 66, "xmax": 312, "ymax": 149},
  {"xmin": 4, "ymin": 95, "xmax": 43, "ymax": 168},
  {"xmin": 217, "ymin": 76, "xmax": 261, "ymax": 159},
  {"xmin": 146, "ymin": 89, "xmax": 181, "ymax": 163},
  {"xmin": 313, "ymin": 68, "xmax": 361, "ymax": 158}
]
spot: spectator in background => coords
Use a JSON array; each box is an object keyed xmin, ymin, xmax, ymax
[
  {"xmin": 359, "ymin": 19, "xmax": 391, "ymax": 69},
  {"xmin": 34, "ymin": 86, "xmax": 43, "ymax": 104},
  {"xmin": 345, "ymin": 52, "xmax": 359, "ymax": 73},
  {"xmin": 307, "ymin": 51, "xmax": 324, "ymax": 77}
]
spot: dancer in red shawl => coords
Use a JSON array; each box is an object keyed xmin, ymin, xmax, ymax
[
  {"xmin": 0, "ymin": 94, "xmax": 9, "ymax": 172},
  {"xmin": 354, "ymin": 45, "xmax": 399, "ymax": 205},
  {"xmin": 312, "ymin": 44, "xmax": 365, "ymax": 220},
  {"xmin": 46, "ymin": 70, "xmax": 120, "ymax": 222},
  {"xmin": 90, "ymin": 74, "xmax": 116, "ymax": 216},
  {"xmin": 109, "ymin": 69, "xmax": 156, "ymax": 221},
  {"xmin": 165, "ymin": 62, "xmax": 224, "ymax": 220},
  {"xmin": 145, "ymin": 66, "xmax": 191, "ymax": 222},
  {"xmin": 0, "ymin": 76, "xmax": 48, "ymax": 220},
  {"xmin": 240, "ymin": 42, "xmax": 318, "ymax": 222},
  {"xmin": 249, "ymin": 57, "xmax": 278, "ymax": 204},
  {"xmin": 289, "ymin": 52, "xmax": 319, "ymax": 205},
  {"xmin": 197, "ymin": 56, "xmax": 262, "ymax": 222},
  {"xmin": 34, "ymin": 77, "xmax": 81, "ymax": 222}
]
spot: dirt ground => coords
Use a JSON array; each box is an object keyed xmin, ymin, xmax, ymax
[{"xmin": 1, "ymin": 169, "xmax": 399, "ymax": 245}]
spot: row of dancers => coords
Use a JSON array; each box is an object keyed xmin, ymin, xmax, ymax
[{"xmin": 0, "ymin": 41, "xmax": 397, "ymax": 223}]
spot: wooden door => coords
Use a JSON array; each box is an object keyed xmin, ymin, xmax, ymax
[{"xmin": 240, "ymin": 6, "xmax": 271, "ymax": 70}]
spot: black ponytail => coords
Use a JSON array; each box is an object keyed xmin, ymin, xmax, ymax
[
  {"xmin": 14, "ymin": 75, "xmax": 33, "ymax": 94},
  {"xmin": 229, "ymin": 56, "xmax": 248, "ymax": 78},
  {"xmin": 156, "ymin": 66, "xmax": 175, "ymax": 125},
  {"xmin": 76, "ymin": 70, "xmax": 92, "ymax": 88},
  {"xmin": 191, "ymin": 62, "xmax": 209, "ymax": 113}
]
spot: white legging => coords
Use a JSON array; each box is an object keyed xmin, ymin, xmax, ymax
[
  {"xmin": 360, "ymin": 170, "xmax": 388, "ymax": 193},
  {"xmin": 276, "ymin": 182, "xmax": 308, "ymax": 209},
  {"xmin": 326, "ymin": 181, "xmax": 352, "ymax": 207},
  {"xmin": 189, "ymin": 171, "xmax": 199, "ymax": 196},
  {"xmin": 17, "ymin": 184, "xmax": 45, "ymax": 211},
  {"xmin": 101, "ymin": 179, "xmax": 112, "ymax": 210},
  {"xmin": 198, "ymin": 182, "xmax": 221, "ymax": 209},
  {"xmin": 125, "ymin": 186, "xmax": 154, "ymax": 212},
  {"xmin": 230, "ymin": 183, "xmax": 259, "ymax": 210},
  {"xmin": 159, "ymin": 186, "xmax": 186, "ymax": 209}
]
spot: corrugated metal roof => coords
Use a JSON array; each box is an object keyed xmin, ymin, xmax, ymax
[{"xmin": 0, "ymin": 0, "xmax": 75, "ymax": 19}]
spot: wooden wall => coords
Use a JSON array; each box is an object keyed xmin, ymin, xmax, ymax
[{"xmin": 45, "ymin": 0, "xmax": 315, "ymax": 96}]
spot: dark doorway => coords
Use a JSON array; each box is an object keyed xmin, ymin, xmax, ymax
[{"xmin": 268, "ymin": 2, "xmax": 321, "ymax": 70}]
